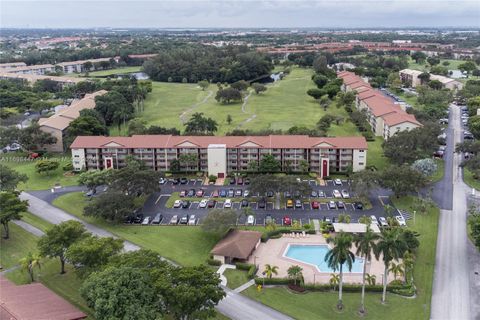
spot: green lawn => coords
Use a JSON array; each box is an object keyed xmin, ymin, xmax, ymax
[
  {"xmin": 224, "ymin": 269, "xmax": 250, "ymax": 290},
  {"xmin": 243, "ymin": 195, "xmax": 439, "ymax": 320},
  {"xmin": 20, "ymin": 211, "xmax": 54, "ymax": 232},
  {"xmin": 84, "ymin": 66, "xmax": 142, "ymax": 77},
  {"xmin": 407, "ymin": 57, "xmax": 467, "ymax": 72},
  {"xmin": 0, "ymin": 223, "xmax": 39, "ymax": 269},
  {"xmin": 52, "ymin": 192, "xmax": 221, "ymax": 266},
  {"xmin": 367, "ymin": 138, "xmax": 388, "ymax": 170},
  {"xmin": 463, "ymin": 168, "xmax": 480, "ymax": 191},
  {"xmin": 1, "ymin": 158, "xmax": 79, "ymax": 191}
]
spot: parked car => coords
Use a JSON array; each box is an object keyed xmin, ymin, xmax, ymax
[
  {"xmin": 229, "ymin": 177, "xmax": 236, "ymax": 185},
  {"xmin": 224, "ymin": 199, "xmax": 232, "ymax": 208},
  {"xmin": 328, "ymin": 201, "xmax": 336, "ymax": 209},
  {"xmin": 311, "ymin": 201, "xmax": 320, "ymax": 209},
  {"xmin": 284, "ymin": 191, "xmax": 291, "ymax": 198},
  {"xmin": 152, "ymin": 213, "xmax": 163, "ymax": 224},
  {"xmin": 370, "ymin": 215, "xmax": 379, "ymax": 225},
  {"xmin": 266, "ymin": 191, "xmax": 274, "ymax": 197},
  {"xmin": 334, "ymin": 179, "xmax": 342, "ymax": 186},
  {"xmin": 212, "ymin": 190, "xmax": 219, "ymax": 197},
  {"xmin": 311, "ymin": 190, "xmax": 318, "ymax": 197},
  {"xmin": 173, "ymin": 200, "xmax": 182, "ymax": 208},
  {"xmin": 180, "ymin": 177, "xmax": 188, "ymax": 184},
  {"xmin": 241, "ymin": 199, "xmax": 249, "ymax": 207},
  {"xmin": 354, "ymin": 202, "xmax": 364, "ymax": 210},
  {"xmin": 395, "ymin": 215, "xmax": 407, "ymax": 226},
  {"xmin": 336, "ymin": 201, "xmax": 345, "ymax": 209},
  {"xmin": 244, "ymin": 178, "xmax": 250, "ymax": 185},
  {"xmin": 187, "ymin": 189, "xmax": 195, "ymax": 197},
  {"xmin": 172, "ymin": 178, "xmax": 180, "ymax": 185},
  {"xmin": 283, "ymin": 216, "xmax": 292, "ymax": 226},
  {"xmin": 181, "ymin": 200, "xmax": 190, "ymax": 209},
  {"xmin": 220, "ymin": 189, "xmax": 227, "ymax": 197},
  {"xmin": 196, "ymin": 189, "xmax": 204, "ymax": 197},
  {"xmin": 295, "ymin": 199, "xmax": 302, "ymax": 208},
  {"xmin": 159, "ymin": 178, "xmax": 167, "ymax": 185},
  {"xmin": 258, "ymin": 198, "xmax": 266, "ymax": 208},
  {"xmin": 379, "ymin": 216, "xmax": 388, "ymax": 227},
  {"xmin": 124, "ymin": 215, "xmax": 134, "ymax": 224},
  {"xmin": 179, "ymin": 215, "xmax": 189, "ymax": 224},
  {"xmin": 207, "ymin": 200, "xmax": 217, "ymax": 208},
  {"xmin": 265, "ymin": 215, "xmax": 274, "ymax": 224},
  {"xmin": 188, "ymin": 215, "xmax": 196, "ymax": 225},
  {"xmin": 235, "ymin": 189, "xmax": 242, "ymax": 197},
  {"xmin": 228, "ymin": 189, "xmax": 234, "ymax": 197},
  {"xmin": 318, "ymin": 191, "xmax": 325, "ymax": 197},
  {"xmin": 134, "ymin": 213, "xmax": 144, "ymax": 224},
  {"xmin": 332, "ymin": 190, "xmax": 342, "ymax": 198},
  {"xmin": 141, "ymin": 217, "xmax": 151, "ymax": 225},
  {"xmin": 244, "ymin": 189, "xmax": 250, "ymax": 197},
  {"xmin": 199, "ymin": 199, "xmax": 208, "ymax": 208},
  {"xmin": 237, "ymin": 177, "xmax": 244, "ymax": 185},
  {"xmin": 341, "ymin": 190, "xmax": 350, "ymax": 198},
  {"xmin": 85, "ymin": 189, "xmax": 96, "ymax": 197},
  {"xmin": 170, "ymin": 215, "xmax": 179, "ymax": 224},
  {"xmin": 179, "ymin": 190, "xmax": 187, "ymax": 197},
  {"xmin": 286, "ymin": 199, "xmax": 294, "ymax": 208},
  {"xmin": 247, "ymin": 215, "xmax": 255, "ymax": 225}
]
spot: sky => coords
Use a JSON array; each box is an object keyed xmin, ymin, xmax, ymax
[{"xmin": 0, "ymin": 0, "xmax": 479, "ymax": 29}]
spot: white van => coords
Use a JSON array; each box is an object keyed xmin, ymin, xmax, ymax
[{"xmin": 224, "ymin": 199, "xmax": 232, "ymax": 208}]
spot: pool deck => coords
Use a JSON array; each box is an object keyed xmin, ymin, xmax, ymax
[{"xmin": 249, "ymin": 233, "xmax": 395, "ymax": 285}]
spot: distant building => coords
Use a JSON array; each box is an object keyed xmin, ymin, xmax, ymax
[
  {"xmin": 38, "ymin": 90, "xmax": 107, "ymax": 152},
  {"xmin": 399, "ymin": 69, "xmax": 463, "ymax": 91},
  {"xmin": 0, "ymin": 71, "xmax": 84, "ymax": 87},
  {"xmin": 4, "ymin": 64, "xmax": 55, "ymax": 75},
  {"xmin": 56, "ymin": 58, "xmax": 113, "ymax": 74},
  {"xmin": 211, "ymin": 229, "xmax": 262, "ymax": 264},
  {"xmin": 0, "ymin": 62, "xmax": 27, "ymax": 69}
]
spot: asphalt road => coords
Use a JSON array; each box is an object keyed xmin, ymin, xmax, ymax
[{"xmin": 431, "ymin": 104, "xmax": 473, "ymax": 320}]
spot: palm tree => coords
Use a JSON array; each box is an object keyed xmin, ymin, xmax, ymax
[
  {"xmin": 263, "ymin": 264, "xmax": 278, "ymax": 279},
  {"xmin": 388, "ymin": 262, "xmax": 405, "ymax": 281},
  {"xmin": 358, "ymin": 215, "xmax": 372, "ymax": 225},
  {"xmin": 325, "ymin": 232, "xmax": 355, "ymax": 310},
  {"xmin": 329, "ymin": 273, "xmax": 340, "ymax": 291},
  {"xmin": 402, "ymin": 251, "xmax": 415, "ymax": 284},
  {"xmin": 19, "ymin": 252, "xmax": 41, "ymax": 282},
  {"xmin": 287, "ymin": 265, "xmax": 303, "ymax": 286},
  {"xmin": 355, "ymin": 226, "xmax": 379, "ymax": 314},
  {"xmin": 365, "ymin": 273, "xmax": 376, "ymax": 286},
  {"xmin": 374, "ymin": 229, "xmax": 408, "ymax": 303}
]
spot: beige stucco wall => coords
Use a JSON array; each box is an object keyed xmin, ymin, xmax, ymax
[
  {"xmin": 72, "ymin": 148, "xmax": 86, "ymax": 171},
  {"xmin": 352, "ymin": 149, "xmax": 367, "ymax": 171},
  {"xmin": 213, "ymin": 255, "xmax": 225, "ymax": 264},
  {"xmin": 39, "ymin": 126, "xmax": 64, "ymax": 152},
  {"xmin": 207, "ymin": 144, "xmax": 227, "ymax": 177},
  {"xmin": 384, "ymin": 121, "xmax": 420, "ymax": 139}
]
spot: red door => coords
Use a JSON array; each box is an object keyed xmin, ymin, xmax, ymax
[
  {"xmin": 322, "ymin": 160, "xmax": 328, "ymax": 178},
  {"xmin": 105, "ymin": 159, "xmax": 113, "ymax": 169},
  {"xmin": 218, "ymin": 173, "xmax": 225, "ymax": 178}
]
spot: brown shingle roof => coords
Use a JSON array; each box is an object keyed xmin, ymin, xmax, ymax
[
  {"xmin": 0, "ymin": 276, "xmax": 87, "ymax": 320},
  {"xmin": 211, "ymin": 230, "xmax": 262, "ymax": 260}
]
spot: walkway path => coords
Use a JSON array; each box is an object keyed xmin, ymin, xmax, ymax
[
  {"xmin": 12, "ymin": 220, "xmax": 44, "ymax": 237},
  {"xmin": 312, "ymin": 219, "xmax": 320, "ymax": 234},
  {"xmin": 233, "ymin": 279, "xmax": 255, "ymax": 293},
  {"xmin": 179, "ymin": 90, "xmax": 213, "ymax": 124},
  {"xmin": 217, "ymin": 264, "xmax": 236, "ymax": 286},
  {"xmin": 235, "ymin": 91, "xmax": 255, "ymax": 129}
]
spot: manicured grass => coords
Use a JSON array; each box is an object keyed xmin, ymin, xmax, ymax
[
  {"xmin": 20, "ymin": 211, "xmax": 54, "ymax": 233},
  {"xmin": 430, "ymin": 159, "xmax": 445, "ymax": 184},
  {"xmin": 407, "ymin": 57, "xmax": 467, "ymax": 72},
  {"xmin": 243, "ymin": 196, "xmax": 439, "ymax": 320},
  {"xmin": 367, "ymin": 138, "xmax": 388, "ymax": 171},
  {"xmin": 0, "ymin": 223, "xmax": 39, "ymax": 269},
  {"xmin": 1, "ymin": 157, "xmax": 79, "ymax": 191},
  {"xmin": 463, "ymin": 168, "xmax": 480, "ymax": 191},
  {"xmin": 52, "ymin": 192, "xmax": 221, "ymax": 266},
  {"xmin": 224, "ymin": 269, "xmax": 250, "ymax": 290},
  {"xmin": 85, "ymin": 66, "xmax": 142, "ymax": 77}
]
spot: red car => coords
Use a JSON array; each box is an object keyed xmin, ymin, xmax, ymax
[
  {"xmin": 212, "ymin": 190, "xmax": 219, "ymax": 197},
  {"xmin": 283, "ymin": 216, "xmax": 292, "ymax": 226},
  {"xmin": 311, "ymin": 201, "xmax": 320, "ymax": 209},
  {"xmin": 179, "ymin": 190, "xmax": 187, "ymax": 197},
  {"xmin": 237, "ymin": 177, "xmax": 244, "ymax": 185}
]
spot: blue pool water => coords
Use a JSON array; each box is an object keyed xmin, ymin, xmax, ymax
[{"xmin": 285, "ymin": 244, "xmax": 364, "ymax": 273}]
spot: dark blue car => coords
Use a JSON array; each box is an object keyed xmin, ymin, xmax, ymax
[{"xmin": 220, "ymin": 189, "xmax": 227, "ymax": 197}]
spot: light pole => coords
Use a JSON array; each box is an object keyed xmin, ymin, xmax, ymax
[{"xmin": 413, "ymin": 210, "xmax": 416, "ymax": 225}]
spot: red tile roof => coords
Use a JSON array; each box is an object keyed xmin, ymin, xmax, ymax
[
  {"xmin": 70, "ymin": 135, "xmax": 368, "ymax": 150},
  {"xmin": 382, "ymin": 112, "xmax": 422, "ymax": 126}
]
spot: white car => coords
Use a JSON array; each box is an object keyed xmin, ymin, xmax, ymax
[
  {"xmin": 173, "ymin": 200, "xmax": 182, "ymax": 208},
  {"xmin": 379, "ymin": 216, "xmax": 388, "ymax": 227},
  {"xmin": 188, "ymin": 215, "xmax": 197, "ymax": 225},
  {"xmin": 170, "ymin": 215, "xmax": 178, "ymax": 224},
  {"xmin": 334, "ymin": 179, "xmax": 342, "ymax": 186},
  {"xmin": 141, "ymin": 217, "xmax": 151, "ymax": 225},
  {"xmin": 341, "ymin": 190, "xmax": 350, "ymax": 198},
  {"xmin": 328, "ymin": 200, "xmax": 336, "ymax": 209},
  {"xmin": 199, "ymin": 199, "xmax": 208, "ymax": 208},
  {"xmin": 395, "ymin": 215, "xmax": 407, "ymax": 226},
  {"xmin": 224, "ymin": 199, "xmax": 232, "ymax": 208},
  {"xmin": 244, "ymin": 189, "xmax": 250, "ymax": 197},
  {"xmin": 370, "ymin": 215, "xmax": 379, "ymax": 225},
  {"xmin": 247, "ymin": 215, "xmax": 255, "ymax": 225},
  {"xmin": 332, "ymin": 190, "xmax": 342, "ymax": 198},
  {"xmin": 159, "ymin": 178, "xmax": 167, "ymax": 184}
]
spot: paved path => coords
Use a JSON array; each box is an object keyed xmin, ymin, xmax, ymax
[
  {"xmin": 217, "ymin": 287, "xmax": 293, "ymax": 320},
  {"xmin": 233, "ymin": 279, "xmax": 255, "ymax": 293},
  {"xmin": 217, "ymin": 264, "xmax": 236, "ymax": 286},
  {"xmin": 312, "ymin": 219, "xmax": 320, "ymax": 234},
  {"xmin": 12, "ymin": 220, "xmax": 44, "ymax": 237},
  {"xmin": 431, "ymin": 104, "xmax": 472, "ymax": 320},
  {"xmin": 179, "ymin": 90, "xmax": 213, "ymax": 124}
]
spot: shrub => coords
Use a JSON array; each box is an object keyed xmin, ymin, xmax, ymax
[
  {"xmin": 255, "ymin": 277, "xmax": 291, "ymax": 285},
  {"xmin": 208, "ymin": 175, "xmax": 217, "ymax": 183},
  {"xmin": 206, "ymin": 258, "xmax": 222, "ymax": 266},
  {"xmin": 62, "ymin": 162, "xmax": 73, "ymax": 171},
  {"xmin": 235, "ymin": 262, "xmax": 257, "ymax": 279}
]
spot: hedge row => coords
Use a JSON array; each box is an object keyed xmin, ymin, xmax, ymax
[
  {"xmin": 235, "ymin": 262, "xmax": 257, "ymax": 279},
  {"xmin": 206, "ymin": 258, "xmax": 222, "ymax": 266}
]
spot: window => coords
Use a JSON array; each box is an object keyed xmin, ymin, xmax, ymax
[
  {"xmin": 359, "ymin": 150, "xmax": 365, "ymax": 153},
  {"xmin": 359, "ymin": 162, "xmax": 364, "ymax": 166}
]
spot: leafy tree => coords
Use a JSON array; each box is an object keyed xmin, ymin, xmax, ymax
[
  {"xmin": 317, "ymin": 114, "xmax": 335, "ymax": 131},
  {"xmin": 0, "ymin": 165, "xmax": 28, "ymax": 191},
  {"xmin": 215, "ymin": 87, "xmax": 242, "ymax": 104},
  {"xmin": 307, "ymin": 88, "xmax": 323, "ymax": 100},
  {"xmin": 18, "ymin": 122, "xmax": 57, "ymax": 151},
  {"xmin": 0, "ymin": 191, "xmax": 28, "ymax": 239},
  {"xmin": 263, "ymin": 264, "xmax": 279, "ymax": 279},
  {"xmin": 66, "ymin": 236, "xmax": 123, "ymax": 276},
  {"xmin": 468, "ymin": 115, "xmax": 480, "ymax": 139},
  {"xmin": 226, "ymin": 114, "xmax": 233, "ymax": 125},
  {"xmin": 65, "ymin": 115, "xmax": 108, "ymax": 147},
  {"xmin": 108, "ymin": 158, "xmax": 161, "ymax": 195},
  {"xmin": 287, "ymin": 265, "xmax": 303, "ymax": 285},
  {"xmin": 198, "ymin": 80, "xmax": 210, "ymax": 91},
  {"xmin": 318, "ymin": 95, "xmax": 331, "ymax": 111},
  {"xmin": 170, "ymin": 159, "xmax": 181, "ymax": 173},
  {"xmin": 84, "ymin": 191, "xmax": 137, "ymax": 222},
  {"xmin": 312, "ymin": 74, "xmax": 328, "ymax": 89},
  {"xmin": 380, "ymin": 165, "xmax": 428, "ymax": 197},
  {"xmin": 201, "ymin": 209, "xmax": 237, "ymax": 236},
  {"xmin": 231, "ymin": 80, "xmax": 249, "ymax": 92},
  {"xmin": 95, "ymin": 91, "xmax": 134, "ymax": 126},
  {"xmin": 427, "ymin": 57, "xmax": 440, "ymax": 66},
  {"xmin": 251, "ymin": 82, "xmax": 267, "ymax": 94},
  {"xmin": 430, "ymin": 65, "xmax": 449, "ymax": 76},
  {"xmin": 351, "ymin": 170, "xmax": 379, "ymax": 199},
  {"xmin": 411, "ymin": 158, "xmax": 438, "ymax": 177},
  {"xmin": 157, "ymin": 265, "xmax": 225, "ymax": 320},
  {"xmin": 418, "ymin": 72, "xmax": 431, "ymax": 85},
  {"xmin": 459, "ymin": 61, "xmax": 477, "ymax": 76},
  {"xmin": 374, "ymin": 229, "xmax": 408, "ymax": 303},
  {"xmin": 78, "ymin": 169, "xmax": 110, "ymax": 191},
  {"xmin": 107, "ymin": 249, "xmax": 172, "ymax": 278},
  {"xmin": 325, "ymin": 232, "xmax": 355, "ymax": 310},
  {"xmin": 411, "ymin": 51, "xmax": 426, "ymax": 64},
  {"xmin": 468, "ymin": 212, "xmax": 480, "ymax": 250},
  {"xmin": 81, "ymin": 266, "xmax": 158, "ymax": 320},
  {"xmin": 83, "ymin": 61, "xmax": 93, "ymax": 72},
  {"xmin": 428, "ymin": 80, "xmax": 443, "ymax": 90},
  {"xmin": 259, "ymin": 154, "xmax": 281, "ymax": 173},
  {"xmin": 19, "ymin": 252, "xmax": 41, "ymax": 282},
  {"xmin": 185, "ymin": 112, "xmax": 218, "ymax": 134},
  {"xmin": 355, "ymin": 227, "xmax": 379, "ymax": 314},
  {"xmin": 38, "ymin": 220, "xmax": 88, "ymax": 274},
  {"xmin": 35, "ymin": 160, "xmax": 59, "ymax": 175},
  {"xmin": 313, "ymin": 55, "xmax": 329, "ymax": 74},
  {"xmin": 402, "ymin": 251, "xmax": 415, "ymax": 283}
]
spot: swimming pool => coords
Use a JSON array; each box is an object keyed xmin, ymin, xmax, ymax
[{"xmin": 284, "ymin": 244, "xmax": 364, "ymax": 273}]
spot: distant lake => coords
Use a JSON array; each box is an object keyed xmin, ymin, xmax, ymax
[{"xmin": 449, "ymin": 70, "xmax": 466, "ymax": 79}]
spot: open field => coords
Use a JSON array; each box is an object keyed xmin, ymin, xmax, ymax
[
  {"xmin": 243, "ymin": 195, "xmax": 439, "ymax": 320},
  {"xmin": 463, "ymin": 168, "xmax": 480, "ymax": 191},
  {"xmin": 84, "ymin": 66, "xmax": 142, "ymax": 77},
  {"xmin": 407, "ymin": 57, "xmax": 468, "ymax": 72},
  {"xmin": 367, "ymin": 138, "xmax": 387, "ymax": 170},
  {"xmin": 224, "ymin": 269, "xmax": 250, "ymax": 290},
  {"xmin": 1, "ymin": 157, "xmax": 79, "ymax": 191},
  {"xmin": 0, "ymin": 223, "xmax": 39, "ymax": 269},
  {"xmin": 52, "ymin": 192, "xmax": 221, "ymax": 266}
]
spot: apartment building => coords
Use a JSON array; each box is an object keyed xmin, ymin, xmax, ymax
[
  {"xmin": 38, "ymin": 90, "xmax": 107, "ymax": 152},
  {"xmin": 338, "ymin": 71, "xmax": 422, "ymax": 139},
  {"xmin": 0, "ymin": 62, "xmax": 27, "ymax": 69},
  {"xmin": 0, "ymin": 72, "xmax": 84, "ymax": 86},
  {"xmin": 56, "ymin": 58, "xmax": 114, "ymax": 74},
  {"xmin": 4, "ymin": 64, "xmax": 56, "ymax": 75},
  {"xmin": 399, "ymin": 68, "xmax": 463, "ymax": 90},
  {"xmin": 70, "ymin": 135, "xmax": 368, "ymax": 178}
]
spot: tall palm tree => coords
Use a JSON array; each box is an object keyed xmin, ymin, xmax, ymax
[
  {"xmin": 355, "ymin": 226, "xmax": 379, "ymax": 314},
  {"xmin": 325, "ymin": 232, "xmax": 355, "ymax": 310},
  {"xmin": 402, "ymin": 251, "xmax": 415, "ymax": 284},
  {"xmin": 329, "ymin": 273, "xmax": 339, "ymax": 291},
  {"xmin": 388, "ymin": 262, "xmax": 405, "ymax": 281},
  {"xmin": 19, "ymin": 252, "xmax": 41, "ymax": 282},
  {"xmin": 287, "ymin": 265, "xmax": 303, "ymax": 286},
  {"xmin": 374, "ymin": 228, "xmax": 408, "ymax": 303},
  {"xmin": 263, "ymin": 264, "xmax": 278, "ymax": 279}
]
